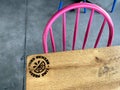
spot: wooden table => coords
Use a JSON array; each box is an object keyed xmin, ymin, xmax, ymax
[{"xmin": 26, "ymin": 46, "xmax": 120, "ymax": 90}]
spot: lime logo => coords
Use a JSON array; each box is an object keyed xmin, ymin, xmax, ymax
[{"xmin": 28, "ymin": 56, "xmax": 49, "ymax": 78}]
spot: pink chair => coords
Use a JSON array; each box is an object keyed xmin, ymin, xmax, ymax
[{"xmin": 42, "ymin": 2, "xmax": 114, "ymax": 53}]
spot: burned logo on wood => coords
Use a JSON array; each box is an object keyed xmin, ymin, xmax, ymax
[{"xmin": 28, "ymin": 56, "xmax": 50, "ymax": 78}]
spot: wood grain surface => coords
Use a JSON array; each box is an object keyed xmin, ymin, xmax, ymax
[{"xmin": 26, "ymin": 46, "xmax": 120, "ymax": 90}]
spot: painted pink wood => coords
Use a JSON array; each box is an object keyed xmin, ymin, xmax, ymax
[
  {"xmin": 82, "ymin": 9, "xmax": 94, "ymax": 49},
  {"xmin": 72, "ymin": 8, "xmax": 80, "ymax": 50},
  {"xmin": 94, "ymin": 19, "xmax": 106, "ymax": 48},
  {"xmin": 42, "ymin": 3, "xmax": 114, "ymax": 53},
  {"xmin": 62, "ymin": 13, "xmax": 66, "ymax": 51},
  {"xmin": 50, "ymin": 27, "xmax": 56, "ymax": 52}
]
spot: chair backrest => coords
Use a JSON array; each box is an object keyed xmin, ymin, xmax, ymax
[{"xmin": 42, "ymin": 2, "xmax": 114, "ymax": 53}]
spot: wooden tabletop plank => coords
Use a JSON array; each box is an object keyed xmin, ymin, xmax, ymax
[{"xmin": 26, "ymin": 46, "xmax": 120, "ymax": 90}]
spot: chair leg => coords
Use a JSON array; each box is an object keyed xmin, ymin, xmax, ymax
[
  {"xmin": 58, "ymin": 0, "xmax": 63, "ymax": 10},
  {"xmin": 83, "ymin": 0, "xmax": 86, "ymax": 13},
  {"xmin": 111, "ymin": 0, "xmax": 117, "ymax": 13}
]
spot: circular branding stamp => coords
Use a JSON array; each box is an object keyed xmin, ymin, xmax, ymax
[{"xmin": 28, "ymin": 56, "xmax": 50, "ymax": 78}]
